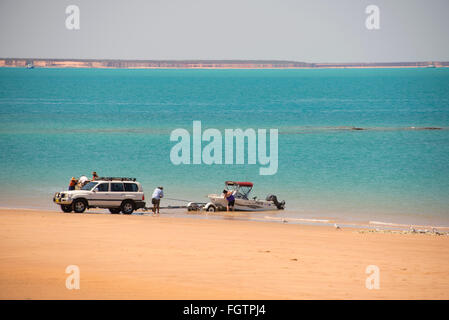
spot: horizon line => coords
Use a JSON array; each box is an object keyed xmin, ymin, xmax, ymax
[
  {"xmin": 1, "ymin": 58, "xmax": 449, "ymax": 64},
  {"xmin": 1, "ymin": 58, "xmax": 448, "ymax": 69}
]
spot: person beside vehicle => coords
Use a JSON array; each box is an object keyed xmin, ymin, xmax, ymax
[
  {"xmin": 223, "ymin": 189, "xmax": 235, "ymax": 212},
  {"xmin": 151, "ymin": 186, "xmax": 164, "ymax": 214},
  {"xmin": 68, "ymin": 177, "xmax": 78, "ymax": 191},
  {"xmin": 92, "ymin": 171, "xmax": 98, "ymax": 181},
  {"xmin": 78, "ymin": 175, "xmax": 89, "ymax": 188}
]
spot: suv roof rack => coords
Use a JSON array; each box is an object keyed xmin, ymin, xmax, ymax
[{"xmin": 97, "ymin": 177, "xmax": 137, "ymax": 182}]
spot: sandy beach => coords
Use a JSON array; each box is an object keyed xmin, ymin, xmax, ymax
[{"xmin": 0, "ymin": 208, "xmax": 448, "ymax": 299}]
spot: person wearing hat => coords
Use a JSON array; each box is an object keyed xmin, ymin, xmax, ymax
[
  {"xmin": 68, "ymin": 177, "xmax": 78, "ymax": 191},
  {"xmin": 151, "ymin": 186, "xmax": 164, "ymax": 214}
]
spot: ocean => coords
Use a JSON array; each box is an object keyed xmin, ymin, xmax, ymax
[{"xmin": 0, "ymin": 67, "xmax": 448, "ymax": 226}]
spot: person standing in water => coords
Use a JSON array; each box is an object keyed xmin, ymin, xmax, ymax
[
  {"xmin": 92, "ymin": 171, "xmax": 99, "ymax": 181},
  {"xmin": 223, "ymin": 189, "xmax": 235, "ymax": 212},
  {"xmin": 151, "ymin": 186, "xmax": 164, "ymax": 214}
]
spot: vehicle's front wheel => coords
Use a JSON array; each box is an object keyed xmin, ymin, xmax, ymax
[
  {"xmin": 73, "ymin": 199, "xmax": 87, "ymax": 213},
  {"xmin": 109, "ymin": 208, "xmax": 121, "ymax": 214},
  {"xmin": 60, "ymin": 205, "xmax": 72, "ymax": 213},
  {"xmin": 121, "ymin": 200, "xmax": 135, "ymax": 215}
]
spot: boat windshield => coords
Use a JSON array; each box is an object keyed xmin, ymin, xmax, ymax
[
  {"xmin": 225, "ymin": 183, "xmax": 252, "ymax": 199},
  {"xmin": 238, "ymin": 186, "xmax": 252, "ymax": 196},
  {"xmin": 81, "ymin": 181, "xmax": 98, "ymax": 190}
]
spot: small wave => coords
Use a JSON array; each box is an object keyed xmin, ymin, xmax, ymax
[
  {"xmin": 264, "ymin": 216, "xmax": 330, "ymax": 223},
  {"xmin": 369, "ymin": 220, "xmax": 449, "ymax": 229}
]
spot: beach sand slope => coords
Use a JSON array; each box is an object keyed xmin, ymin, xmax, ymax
[{"xmin": 0, "ymin": 208, "xmax": 448, "ymax": 299}]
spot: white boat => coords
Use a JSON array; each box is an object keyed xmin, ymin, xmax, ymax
[{"xmin": 188, "ymin": 181, "xmax": 285, "ymax": 212}]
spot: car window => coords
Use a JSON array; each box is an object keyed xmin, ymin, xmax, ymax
[
  {"xmin": 124, "ymin": 183, "xmax": 138, "ymax": 192},
  {"xmin": 96, "ymin": 183, "xmax": 109, "ymax": 192},
  {"xmin": 82, "ymin": 182, "xmax": 97, "ymax": 190},
  {"xmin": 111, "ymin": 183, "xmax": 124, "ymax": 192}
]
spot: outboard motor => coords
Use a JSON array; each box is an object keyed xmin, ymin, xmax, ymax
[{"xmin": 266, "ymin": 194, "xmax": 286, "ymax": 210}]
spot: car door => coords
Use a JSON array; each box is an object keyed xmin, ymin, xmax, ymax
[
  {"xmin": 91, "ymin": 182, "xmax": 111, "ymax": 206},
  {"xmin": 110, "ymin": 182, "xmax": 125, "ymax": 206},
  {"xmin": 124, "ymin": 183, "xmax": 139, "ymax": 200}
]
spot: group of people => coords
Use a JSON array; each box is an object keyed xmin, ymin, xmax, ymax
[
  {"xmin": 68, "ymin": 172, "xmax": 98, "ymax": 190},
  {"xmin": 150, "ymin": 187, "xmax": 235, "ymax": 213},
  {"xmin": 68, "ymin": 172, "xmax": 164, "ymax": 214}
]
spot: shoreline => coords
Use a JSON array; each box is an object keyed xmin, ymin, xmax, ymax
[
  {"xmin": 1, "ymin": 207, "xmax": 448, "ymax": 299},
  {"xmin": 1, "ymin": 204, "xmax": 448, "ymax": 232}
]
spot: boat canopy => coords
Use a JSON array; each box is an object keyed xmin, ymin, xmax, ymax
[
  {"xmin": 225, "ymin": 181, "xmax": 253, "ymax": 187},
  {"xmin": 225, "ymin": 181, "xmax": 253, "ymax": 199}
]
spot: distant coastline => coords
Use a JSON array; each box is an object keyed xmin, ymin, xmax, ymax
[{"xmin": 1, "ymin": 58, "xmax": 448, "ymax": 69}]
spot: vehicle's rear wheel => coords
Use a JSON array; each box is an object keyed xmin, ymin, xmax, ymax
[
  {"xmin": 121, "ymin": 200, "xmax": 135, "ymax": 215},
  {"xmin": 73, "ymin": 199, "xmax": 87, "ymax": 213},
  {"xmin": 207, "ymin": 205, "xmax": 216, "ymax": 212},
  {"xmin": 109, "ymin": 208, "xmax": 121, "ymax": 214},
  {"xmin": 60, "ymin": 205, "xmax": 72, "ymax": 213}
]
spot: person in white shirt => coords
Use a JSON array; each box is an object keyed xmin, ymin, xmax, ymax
[
  {"xmin": 78, "ymin": 175, "xmax": 89, "ymax": 187},
  {"xmin": 151, "ymin": 186, "xmax": 164, "ymax": 214}
]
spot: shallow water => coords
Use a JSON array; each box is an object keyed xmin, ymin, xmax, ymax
[{"xmin": 0, "ymin": 67, "xmax": 448, "ymax": 226}]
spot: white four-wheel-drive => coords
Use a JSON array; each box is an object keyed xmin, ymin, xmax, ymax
[{"xmin": 53, "ymin": 177, "xmax": 145, "ymax": 214}]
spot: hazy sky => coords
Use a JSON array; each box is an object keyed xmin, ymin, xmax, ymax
[{"xmin": 0, "ymin": 0, "xmax": 448, "ymax": 62}]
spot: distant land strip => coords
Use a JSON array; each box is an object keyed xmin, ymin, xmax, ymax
[{"xmin": 1, "ymin": 58, "xmax": 448, "ymax": 69}]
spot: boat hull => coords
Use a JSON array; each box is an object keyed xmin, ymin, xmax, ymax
[{"xmin": 208, "ymin": 194, "xmax": 280, "ymax": 211}]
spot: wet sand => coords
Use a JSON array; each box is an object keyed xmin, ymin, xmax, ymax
[{"xmin": 0, "ymin": 208, "xmax": 448, "ymax": 299}]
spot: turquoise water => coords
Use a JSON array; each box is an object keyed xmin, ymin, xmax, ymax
[{"xmin": 0, "ymin": 67, "xmax": 448, "ymax": 225}]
